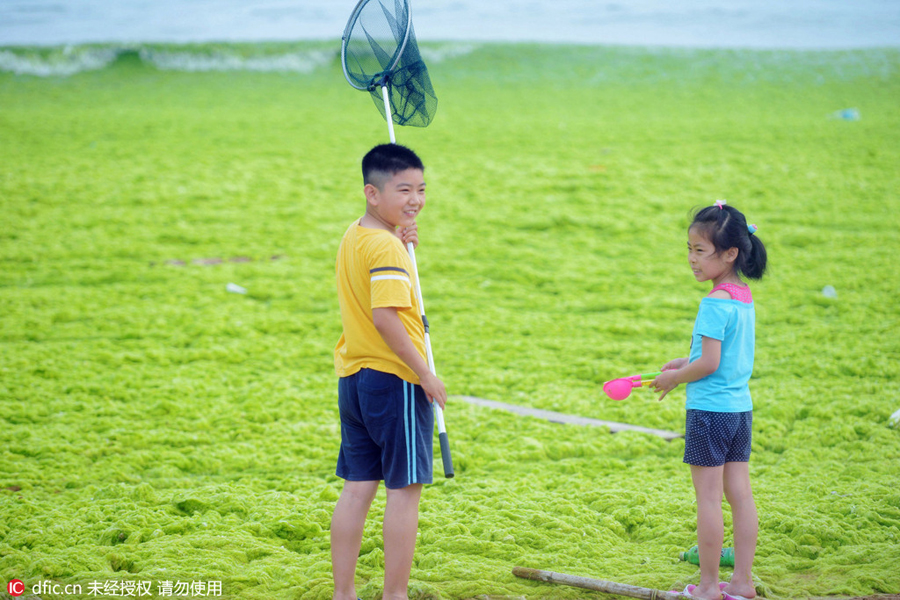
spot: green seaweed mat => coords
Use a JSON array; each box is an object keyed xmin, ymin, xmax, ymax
[{"xmin": 1, "ymin": 43, "xmax": 899, "ymax": 599}]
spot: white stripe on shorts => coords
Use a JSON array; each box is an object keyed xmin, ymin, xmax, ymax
[{"xmin": 410, "ymin": 381, "xmax": 417, "ymax": 484}]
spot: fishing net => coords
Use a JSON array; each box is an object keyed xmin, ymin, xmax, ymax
[{"xmin": 341, "ymin": 0, "xmax": 437, "ymax": 128}]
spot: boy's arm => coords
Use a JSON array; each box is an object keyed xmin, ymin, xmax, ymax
[
  {"xmin": 651, "ymin": 337, "xmax": 721, "ymax": 400},
  {"xmin": 372, "ymin": 307, "xmax": 447, "ymax": 409}
]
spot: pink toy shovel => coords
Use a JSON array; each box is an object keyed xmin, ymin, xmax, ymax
[{"xmin": 602, "ymin": 372, "xmax": 661, "ymax": 401}]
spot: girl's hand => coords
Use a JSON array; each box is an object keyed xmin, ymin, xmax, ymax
[
  {"xmin": 661, "ymin": 357, "xmax": 689, "ymax": 371},
  {"xmin": 397, "ymin": 223, "xmax": 419, "ymax": 249},
  {"xmin": 651, "ymin": 370, "xmax": 681, "ymax": 401}
]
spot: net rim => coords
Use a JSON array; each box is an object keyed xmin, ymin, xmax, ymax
[{"xmin": 340, "ymin": 0, "xmax": 412, "ymax": 91}]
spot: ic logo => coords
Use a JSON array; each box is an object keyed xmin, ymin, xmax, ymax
[{"xmin": 7, "ymin": 579, "xmax": 25, "ymax": 596}]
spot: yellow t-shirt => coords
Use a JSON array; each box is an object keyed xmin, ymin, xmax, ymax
[{"xmin": 334, "ymin": 221, "xmax": 426, "ymax": 384}]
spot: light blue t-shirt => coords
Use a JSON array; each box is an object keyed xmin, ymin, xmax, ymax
[{"xmin": 685, "ymin": 297, "xmax": 755, "ymax": 413}]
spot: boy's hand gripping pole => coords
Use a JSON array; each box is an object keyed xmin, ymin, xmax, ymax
[{"xmin": 407, "ymin": 242, "xmax": 454, "ymax": 478}]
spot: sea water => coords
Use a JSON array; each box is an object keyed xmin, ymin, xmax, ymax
[
  {"xmin": 1, "ymin": 0, "xmax": 897, "ymax": 77},
  {"xmin": 1, "ymin": 0, "xmax": 898, "ymax": 49}
]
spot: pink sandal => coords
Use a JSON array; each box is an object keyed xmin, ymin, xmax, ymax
[
  {"xmin": 680, "ymin": 584, "xmax": 724, "ymax": 599},
  {"xmin": 719, "ymin": 582, "xmax": 754, "ymax": 600}
]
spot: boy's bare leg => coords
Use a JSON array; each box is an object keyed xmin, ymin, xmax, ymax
[
  {"xmin": 332, "ymin": 480, "xmax": 379, "ymax": 600},
  {"xmin": 723, "ymin": 461, "xmax": 758, "ymax": 599},
  {"xmin": 690, "ymin": 465, "xmax": 725, "ymax": 600},
  {"xmin": 383, "ymin": 483, "xmax": 423, "ymax": 600}
]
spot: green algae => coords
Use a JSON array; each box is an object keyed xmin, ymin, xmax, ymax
[{"xmin": 2, "ymin": 43, "xmax": 900, "ymax": 599}]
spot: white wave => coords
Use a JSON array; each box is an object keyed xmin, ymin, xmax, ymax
[
  {"xmin": 0, "ymin": 46, "xmax": 118, "ymax": 76},
  {"xmin": 0, "ymin": 45, "xmax": 338, "ymax": 76},
  {"xmin": 419, "ymin": 44, "xmax": 479, "ymax": 64},
  {"xmin": 139, "ymin": 48, "xmax": 336, "ymax": 73}
]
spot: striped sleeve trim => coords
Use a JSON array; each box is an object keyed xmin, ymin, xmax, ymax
[
  {"xmin": 371, "ymin": 274, "xmax": 411, "ymax": 285},
  {"xmin": 370, "ymin": 266, "xmax": 410, "ymax": 276},
  {"xmin": 370, "ymin": 266, "xmax": 411, "ymax": 286}
]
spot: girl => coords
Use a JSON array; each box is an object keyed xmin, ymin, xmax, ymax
[{"xmin": 653, "ymin": 200, "xmax": 767, "ymax": 600}]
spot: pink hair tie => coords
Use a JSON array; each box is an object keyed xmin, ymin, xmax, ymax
[{"xmin": 715, "ymin": 199, "xmax": 727, "ymax": 210}]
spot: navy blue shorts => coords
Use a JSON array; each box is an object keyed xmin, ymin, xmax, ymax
[
  {"xmin": 684, "ymin": 409, "xmax": 752, "ymax": 467},
  {"xmin": 336, "ymin": 368, "xmax": 434, "ymax": 489}
]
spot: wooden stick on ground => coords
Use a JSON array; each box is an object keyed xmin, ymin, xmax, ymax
[
  {"xmin": 513, "ymin": 567, "xmax": 691, "ymax": 600},
  {"xmin": 459, "ymin": 396, "xmax": 683, "ymax": 440}
]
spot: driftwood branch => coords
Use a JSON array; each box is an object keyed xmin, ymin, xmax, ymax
[
  {"xmin": 459, "ymin": 396, "xmax": 683, "ymax": 440},
  {"xmin": 513, "ymin": 567, "xmax": 691, "ymax": 600}
]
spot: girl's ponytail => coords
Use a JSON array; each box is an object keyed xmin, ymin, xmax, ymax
[{"xmin": 743, "ymin": 229, "xmax": 768, "ymax": 280}]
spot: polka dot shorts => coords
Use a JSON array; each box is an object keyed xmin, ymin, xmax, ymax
[{"xmin": 684, "ymin": 409, "xmax": 752, "ymax": 467}]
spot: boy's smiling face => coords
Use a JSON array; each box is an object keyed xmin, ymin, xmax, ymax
[{"xmin": 364, "ymin": 168, "xmax": 426, "ymax": 231}]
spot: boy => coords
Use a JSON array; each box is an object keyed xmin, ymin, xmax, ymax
[{"xmin": 331, "ymin": 144, "xmax": 447, "ymax": 600}]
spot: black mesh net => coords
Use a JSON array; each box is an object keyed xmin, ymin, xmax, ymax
[{"xmin": 342, "ymin": 0, "xmax": 437, "ymax": 128}]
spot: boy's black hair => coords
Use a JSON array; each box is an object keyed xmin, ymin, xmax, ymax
[
  {"xmin": 691, "ymin": 203, "xmax": 768, "ymax": 280},
  {"xmin": 362, "ymin": 144, "xmax": 425, "ymax": 188}
]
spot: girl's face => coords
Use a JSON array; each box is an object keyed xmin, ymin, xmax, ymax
[{"xmin": 687, "ymin": 227, "xmax": 738, "ymax": 285}]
